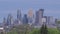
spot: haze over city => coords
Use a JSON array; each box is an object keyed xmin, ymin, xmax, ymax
[{"xmin": 0, "ymin": 0, "xmax": 60, "ymax": 22}]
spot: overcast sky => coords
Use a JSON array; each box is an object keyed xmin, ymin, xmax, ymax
[{"xmin": 0, "ymin": 0, "xmax": 60, "ymax": 22}]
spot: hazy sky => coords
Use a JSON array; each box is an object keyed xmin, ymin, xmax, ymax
[{"xmin": 0, "ymin": 0, "xmax": 60, "ymax": 22}]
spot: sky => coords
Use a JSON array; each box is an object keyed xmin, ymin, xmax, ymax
[{"xmin": 0, "ymin": 0, "xmax": 60, "ymax": 23}]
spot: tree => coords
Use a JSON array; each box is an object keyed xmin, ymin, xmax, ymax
[
  {"xmin": 57, "ymin": 21, "xmax": 60, "ymax": 31},
  {"xmin": 48, "ymin": 28, "xmax": 60, "ymax": 34},
  {"xmin": 29, "ymin": 29, "xmax": 40, "ymax": 34},
  {"xmin": 40, "ymin": 24, "xmax": 48, "ymax": 34},
  {"xmin": 44, "ymin": 24, "xmax": 48, "ymax": 34}
]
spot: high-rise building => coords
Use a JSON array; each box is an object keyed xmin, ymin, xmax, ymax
[
  {"xmin": 17, "ymin": 9, "xmax": 22, "ymax": 25},
  {"xmin": 22, "ymin": 14, "xmax": 28, "ymax": 24},
  {"xmin": 46, "ymin": 16, "xmax": 56, "ymax": 28},
  {"xmin": 35, "ymin": 9, "xmax": 44, "ymax": 26},
  {"xmin": 47, "ymin": 16, "xmax": 54, "ymax": 25},
  {"xmin": 17, "ymin": 9, "xmax": 21, "ymax": 21},
  {"xmin": 3, "ymin": 17, "xmax": 6, "ymax": 27},
  {"xmin": 7, "ymin": 14, "xmax": 13, "ymax": 26},
  {"xmin": 5, "ymin": 14, "xmax": 14, "ymax": 32},
  {"xmin": 28, "ymin": 8, "xmax": 34, "ymax": 25},
  {"xmin": 28, "ymin": 8, "xmax": 33, "ymax": 17}
]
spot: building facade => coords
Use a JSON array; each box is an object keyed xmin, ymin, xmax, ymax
[
  {"xmin": 17, "ymin": 9, "xmax": 22, "ymax": 25},
  {"xmin": 6, "ymin": 14, "xmax": 13, "ymax": 26},
  {"xmin": 46, "ymin": 16, "xmax": 56, "ymax": 28},
  {"xmin": 17, "ymin": 9, "xmax": 22, "ymax": 21},
  {"xmin": 23, "ymin": 14, "xmax": 28, "ymax": 24},
  {"xmin": 35, "ymin": 9, "xmax": 44, "ymax": 26},
  {"xmin": 28, "ymin": 9, "xmax": 34, "ymax": 25}
]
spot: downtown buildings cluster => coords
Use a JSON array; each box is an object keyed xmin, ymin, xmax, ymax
[{"xmin": 0, "ymin": 9, "xmax": 58, "ymax": 32}]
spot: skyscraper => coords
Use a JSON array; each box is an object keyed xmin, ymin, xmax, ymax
[
  {"xmin": 47, "ymin": 16, "xmax": 54, "ymax": 25},
  {"xmin": 35, "ymin": 9, "xmax": 44, "ymax": 26},
  {"xmin": 17, "ymin": 9, "xmax": 22, "ymax": 25},
  {"xmin": 3, "ymin": 17, "xmax": 6, "ymax": 27},
  {"xmin": 5, "ymin": 14, "xmax": 14, "ymax": 32},
  {"xmin": 17, "ymin": 9, "xmax": 21, "ymax": 21},
  {"xmin": 23, "ymin": 14, "xmax": 28, "ymax": 24},
  {"xmin": 7, "ymin": 14, "xmax": 13, "ymax": 26},
  {"xmin": 28, "ymin": 8, "xmax": 34, "ymax": 25},
  {"xmin": 46, "ymin": 16, "xmax": 56, "ymax": 28}
]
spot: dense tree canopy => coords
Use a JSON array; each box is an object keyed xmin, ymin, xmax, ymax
[{"xmin": 7, "ymin": 24, "xmax": 60, "ymax": 34}]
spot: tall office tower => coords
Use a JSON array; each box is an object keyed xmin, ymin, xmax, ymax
[
  {"xmin": 28, "ymin": 8, "xmax": 34, "ymax": 25},
  {"xmin": 47, "ymin": 16, "xmax": 56, "ymax": 28},
  {"xmin": 55, "ymin": 19, "xmax": 57, "ymax": 23},
  {"xmin": 47, "ymin": 16, "xmax": 54, "ymax": 25},
  {"xmin": 22, "ymin": 14, "xmax": 28, "ymax": 24},
  {"xmin": 3, "ymin": 17, "xmax": 7, "ymax": 31},
  {"xmin": 3, "ymin": 17, "xmax": 6, "ymax": 26},
  {"xmin": 17, "ymin": 9, "xmax": 22, "ymax": 25},
  {"xmin": 55, "ymin": 19, "xmax": 57, "ymax": 26},
  {"xmin": 17, "ymin": 9, "xmax": 21, "ymax": 21},
  {"xmin": 35, "ymin": 9, "xmax": 44, "ymax": 26},
  {"xmin": 7, "ymin": 14, "xmax": 13, "ymax": 26}
]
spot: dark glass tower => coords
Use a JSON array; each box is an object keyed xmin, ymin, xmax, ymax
[
  {"xmin": 23, "ymin": 14, "xmax": 28, "ymax": 24},
  {"xmin": 17, "ymin": 9, "xmax": 21, "ymax": 21}
]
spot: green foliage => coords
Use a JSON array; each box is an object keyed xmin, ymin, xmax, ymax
[
  {"xmin": 7, "ymin": 24, "xmax": 60, "ymax": 34},
  {"xmin": 29, "ymin": 29, "xmax": 40, "ymax": 34},
  {"xmin": 57, "ymin": 21, "xmax": 60, "ymax": 24},
  {"xmin": 48, "ymin": 28, "xmax": 60, "ymax": 34},
  {"xmin": 40, "ymin": 24, "xmax": 48, "ymax": 34},
  {"xmin": 29, "ymin": 28, "xmax": 60, "ymax": 34},
  {"xmin": 56, "ymin": 21, "xmax": 60, "ymax": 31},
  {"xmin": 7, "ymin": 29, "xmax": 18, "ymax": 34},
  {"xmin": 7, "ymin": 24, "xmax": 32, "ymax": 34},
  {"xmin": 44, "ymin": 25, "xmax": 48, "ymax": 34},
  {"xmin": 7, "ymin": 28, "xmax": 60, "ymax": 34}
]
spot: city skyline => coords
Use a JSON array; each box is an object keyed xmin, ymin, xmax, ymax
[
  {"xmin": 0, "ymin": 8, "xmax": 59, "ymax": 23},
  {"xmin": 0, "ymin": 0, "xmax": 60, "ymax": 22},
  {"xmin": 0, "ymin": 9, "xmax": 57, "ymax": 31}
]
